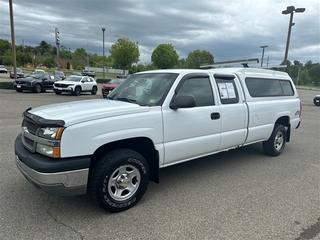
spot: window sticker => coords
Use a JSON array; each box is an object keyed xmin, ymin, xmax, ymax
[{"xmin": 218, "ymin": 82, "xmax": 236, "ymax": 99}]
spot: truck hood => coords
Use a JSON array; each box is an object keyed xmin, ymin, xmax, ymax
[{"xmin": 28, "ymin": 99, "xmax": 150, "ymax": 126}]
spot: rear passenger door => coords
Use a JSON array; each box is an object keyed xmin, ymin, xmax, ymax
[
  {"xmin": 214, "ymin": 74, "xmax": 248, "ymax": 150},
  {"xmin": 162, "ymin": 73, "xmax": 221, "ymax": 166},
  {"xmin": 81, "ymin": 77, "xmax": 91, "ymax": 91},
  {"xmin": 42, "ymin": 74, "xmax": 54, "ymax": 90}
]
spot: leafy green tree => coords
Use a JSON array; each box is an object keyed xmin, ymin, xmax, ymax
[
  {"xmin": 304, "ymin": 60, "xmax": 313, "ymax": 70},
  {"xmin": 0, "ymin": 39, "xmax": 11, "ymax": 56},
  {"xmin": 74, "ymin": 48, "xmax": 88, "ymax": 60},
  {"xmin": 38, "ymin": 41, "xmax": 52, "ymax": 55},
  {"xmin": 151, "ymin": 44, "xmax": 178, "ymax": 69},
  {"xmin": 43, "ymin": 58, "xmax": 56, "ymax": 69},
  {"xmin": 176, "ymin": 58, "xmax": 187, "ymax": 69},
  {"xmin": 297, "ymin": 70, "xmax": 310, "ymax": 85},
  {"xmin": 109, "ymin": 38, "xmax": 139, "ymax": 73},
  {"xmin": 186, "ymin": 49, "xmax": 214, "ymax": 69},
  {"xmin": 2, "ymin": 55, "xmax": 12, "ymax": 65},
  {"xmin": 308, "ymin": 64, "xmax": 320, "ymax": 86}
]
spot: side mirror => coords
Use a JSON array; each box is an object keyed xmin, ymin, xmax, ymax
[{"xmin": 170, "ymin": 94, "xmax": 196, "ymax": 109}]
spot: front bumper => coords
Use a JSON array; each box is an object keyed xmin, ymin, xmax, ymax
[
  {"xmin": 15, "ymin": 134, "xmax": 90, "ymax": 196},
  {"xmin": 13, "ymin": 83, "xmax": 34, "ymax": 91},
  {"xmin": 53, "ymin": 86, "xmax": 74, "ymax": 93}
]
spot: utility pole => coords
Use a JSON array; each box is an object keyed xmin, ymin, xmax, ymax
[
  {"xmin": 9, "ymin": 0, "xmax": 17, "ymax": 79},
  {"xmin": 282, "ymin": 6, "xmax": 305, "ymax": 70},
  {"xmin": 102, "ymin": 28, "xmax": 105, "ymax": 80},
  {"xmin": 260, "ymin": 45, "xmax": 268, "ymax": 67}
]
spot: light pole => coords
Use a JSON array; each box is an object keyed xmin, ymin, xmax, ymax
[
  {"xmin": 9, "ymin": 0, "xmax": 17, "ymax": 79},
  {"xmin": 136, "ymin": 41, "xmax": 139, "ymax": 73},
  {"xmin": 102, "ymin": 28, "xmax": 105, "ymax": 80},
  {"xmin": 68, "ymin": 47, "xmax": 71, "ymax": 69},
  {"xmin": 282, "ymin": 6, "xmax": 305, "ymax": 67},
  {"xmin": 55, "ymin": 28, "xmax": 60, "ymax": 70},
  {"xmin": 260, "ymin": 45, "xmax": 268, "ymax": 67}
]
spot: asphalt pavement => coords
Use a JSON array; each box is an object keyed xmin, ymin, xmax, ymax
[{"xmin": 0, "ymin": 73, "xmax": 319, "ymax": 239}]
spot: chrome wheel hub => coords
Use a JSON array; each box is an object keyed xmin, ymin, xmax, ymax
[{"xmin": 107, "ymin": 164, "xmax": 140, "ymax": 201}]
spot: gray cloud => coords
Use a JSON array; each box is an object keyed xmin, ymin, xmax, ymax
[{"xmin": 0, "ymin": 0, "xmax": 319, "ymax": 67}]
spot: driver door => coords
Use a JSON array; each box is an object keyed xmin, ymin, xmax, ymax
[{"xmin": 162, "ymin": 73, "xmax": 221, "ymax": 166}]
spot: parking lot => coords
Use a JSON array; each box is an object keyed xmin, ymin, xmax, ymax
[{"xmin": 0, "ymin": 82, "xmax": 319, "ymax": 239}]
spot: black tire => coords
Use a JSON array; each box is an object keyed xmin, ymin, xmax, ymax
[
  {"xmin": 91, "ymin": 86, "xmax": 97, "ymax": 95},
  {"xmin": 73, "ymin": 86, "xmax": 81, "ymax": 96},
  {"xmin": 89, "ymin": 148, "xmax": 150, "ymax": 213},
  {"xmin": 54, "ymin": 90, "xmax": 62, "ymax": 95},
  {"xmin": 34, "ymin": 84, "xmax": 42, "ymax": 93},
  {"xmin": 263, "ymin": 124, "xmax": 286, "ymax": 156}
]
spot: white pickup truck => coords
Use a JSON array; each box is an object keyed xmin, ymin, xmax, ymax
[{"xmin": 15, "ymin": 68, "xmax": 301, "ymax": 212}]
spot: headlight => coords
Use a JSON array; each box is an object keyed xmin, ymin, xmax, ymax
[
  {"xmin": 38, "ymin": 127, "xmax": 64, "ymax": 139},
  {"xmin": 36, "ymin": 143, "xmax": 60, "ymax": 158}
]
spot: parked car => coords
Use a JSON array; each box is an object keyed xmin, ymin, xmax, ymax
[
  {"xmin": 53, "ymin": 75, "xmax": 98, "ymax": 96},
  {"xmin": 13, "ymin": 73, "xmax": 60, "ymax": 93},
  {"xmin": 117, "ymin": 73, "xmax": 128, "ymax": 78},
  {"xmin": 81, "ymin": 70, "xmax": 96, "ymax": 78},
  {"xmin": 0, "ymin": 65, "xmax": 8, "ymax": 73},
  {"xmin": 72, "ymin": 71, "xmax": 82, "ymax": 76},
  {"xmin": 54, "ymin": 70, "xmax": 66, "ymax": 80},
  {"xmin": 101, "ymin": 78, "xmax": 126, "ymax": 98},
  {"xmin": 314, "ymin": 94, "xmax": 320, "ymax": 106},
  {"xmin": 10, "ymin": 68, "xmax": 24, "ymax": 79},
  {"xmin": 32, "ymin": 69, "xmax": 47, "ymax": 74}
]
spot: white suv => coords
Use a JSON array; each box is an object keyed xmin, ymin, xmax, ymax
[
  {"xmin": 0, "ymin": 65, "xmax": 8, "ymax": 73},
  {"xmin": 53, "ymin": 75, "xmax": 98, "ymax": 96}
]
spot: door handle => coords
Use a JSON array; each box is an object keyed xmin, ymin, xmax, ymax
[{"xmin": 211, "ymin": 112, "xmax": 220, "ymax": 120}]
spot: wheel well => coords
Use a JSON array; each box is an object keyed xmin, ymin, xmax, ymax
[
  {"xmin": 90, "ymin": 137, "xmax": 159, "ymax": 183},
  {"xmin": 275, "ymin": 116, "xmax": 291, "ymax": 142}
]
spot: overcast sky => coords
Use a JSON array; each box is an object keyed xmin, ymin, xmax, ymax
[{"xmin": 0, "ymin": 0, "xmax": 319, "ymax": 67}]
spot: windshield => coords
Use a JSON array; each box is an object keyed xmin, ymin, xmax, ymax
[
  {"xmin": 108, "ymin": 72, "xmax": 178, "ymax": 106},
  {"xmin": 64, "ymin": 76, "xmax": 82, "ymax": 82},
  {"xmin": 26, "ymin": 73, "xmax": 45, "ymax": 79},
  {"xmin": 109, "ymin": 79, "xmax": 124, "ymax": 84}
]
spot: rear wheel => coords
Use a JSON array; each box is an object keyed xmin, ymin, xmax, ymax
[
  {"xmin": 91, "ymin": 86, "xmax": 97, "ymax": 95},
  {"xmin": 89, "ymin": 148, "xmax": 150, "ymax": 213},
  {"xmin": 73, "ymin": 86, "xmax": 81, "ymax": 96},
  {"xmin": 263, "ymin": 124, "xmax": 286, "ymax": 156}
]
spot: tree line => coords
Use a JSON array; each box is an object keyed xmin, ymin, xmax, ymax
[{"xmin": 0, "ymin": 38, "xmax": 319, "ymax": 86}]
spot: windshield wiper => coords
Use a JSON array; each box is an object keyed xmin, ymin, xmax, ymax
[{"xmin": 115, "ymin": 97, "xmax": 137, "ymax": 103}]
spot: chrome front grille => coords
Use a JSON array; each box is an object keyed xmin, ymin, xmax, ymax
[{"xmin": 54, "ymin": 83, "xmax": 69, "ymax": 88}]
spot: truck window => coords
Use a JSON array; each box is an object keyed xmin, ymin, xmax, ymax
[
  {"xmin": 177, "ymin": 77, "xmax": 214, "ymax": 107},
  {"xmin": 245, "ymin": 78, "xmax": 294, "ymax": 97},
  {"xmin": 215, "ymin": 78, "xmax": 239, "ymax": 104}
]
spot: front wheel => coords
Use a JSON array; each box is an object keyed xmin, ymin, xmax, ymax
[
  {"xmin": 34, "ymin": 84, "xmax": 42, "ymax": 93},
  {"xmin": 73, "ymin": 86, "xmax": 81, "ymax": 96},
  {"xmin": 89, "ymin": 148, "xmax": 150, "ymax": 213},
  {"xmin": 263, "ymin": 124, "xmax": 286, "ymax": 156}
]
